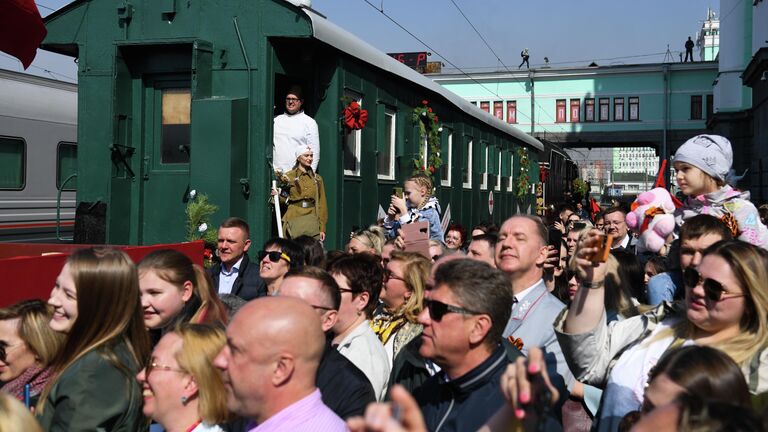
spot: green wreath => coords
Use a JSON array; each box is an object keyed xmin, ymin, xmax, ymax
[
  {"xmin": 516, "ymin": 147, "xmax": 530, "ymax": 199},
  {"xmin": 412, "ymin": 100, "xmax": 443, "ymax": 181}
]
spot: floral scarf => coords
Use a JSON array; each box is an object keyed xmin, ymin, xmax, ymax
[{"xmin": 1, "ymin": 365, "xmax": 52, "ymax": 402}]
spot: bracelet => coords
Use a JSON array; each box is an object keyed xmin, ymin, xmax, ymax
[{"xmin": 580, "ymin": 279, "xmax": 605, "ymax": 289}]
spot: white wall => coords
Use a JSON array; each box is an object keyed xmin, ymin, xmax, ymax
[
  {"xmin": 754, "ymin": 0, "xmax": 768, "ymax": 57},
  {"xmin": 713, "ymin": 0, "xmax": 752, "ymax": 112}
]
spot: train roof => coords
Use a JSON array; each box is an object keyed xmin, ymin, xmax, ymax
[
  {"xmin": 0, "ymin": 68, "xmax": 77, "ymax": 125},
  {"xmin": 298, "ymin": 6, "xmax": 544, "ymax": 152}
]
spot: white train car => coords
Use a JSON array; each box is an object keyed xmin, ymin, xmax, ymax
[{"xmin": 0, "ymin": 68, "xmax": 77, "ymax": 242}]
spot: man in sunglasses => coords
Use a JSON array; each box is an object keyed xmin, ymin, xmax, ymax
[
  {"xmin": 208, "ymin": 217, "xmax": 266, "ymax": 301},
  {"xmin": 273, "ymin": 85, "xmax": 320, "ymax": 174},
  {"xmin": 278, "ymin": 267, "xmax": 376, "ymax": 420},
  {"xmin": 413, "ymin": 259, "xmax": 522, "ymax": 432},
  {"xmin": 647, "ymin": 214, "xmax": 733, "ymax": 305}
]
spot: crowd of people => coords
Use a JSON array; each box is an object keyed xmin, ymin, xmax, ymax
[{"xmin": 3, "ymin": 131, "xmax": 768, "ymax": 432}]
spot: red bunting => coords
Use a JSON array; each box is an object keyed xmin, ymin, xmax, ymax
[{"xmin": 0, "ymin": 0, "xmax": 47, "ymax": 69}]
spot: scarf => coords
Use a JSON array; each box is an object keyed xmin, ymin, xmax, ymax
[
  {"xmin": 370, "ymin": 310, "xmax": 407, "ymax": 345},
  {"xmin": 1, "ymin": 365, "xmax": 52, "ymax": 402}
]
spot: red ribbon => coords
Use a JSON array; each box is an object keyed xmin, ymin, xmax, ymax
[{"xmin": 343, "ymin": 102, "xmax": 368, "ymax": 130}]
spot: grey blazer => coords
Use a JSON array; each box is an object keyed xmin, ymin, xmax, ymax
[{"xmin": 503, "ymin": 279, "xmax": 573, "ymax": 397}]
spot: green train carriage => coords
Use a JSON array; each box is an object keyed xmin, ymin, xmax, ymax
[{"xmin": 42, "ymin": 0, "xmax": 542, "ymax": 250}]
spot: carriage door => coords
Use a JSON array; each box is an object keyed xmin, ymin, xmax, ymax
[{"xmin": 139, "ymin": 76, "xmax": 191, "ymax": 244}]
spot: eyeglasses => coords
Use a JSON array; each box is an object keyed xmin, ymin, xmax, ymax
[
  {"xmin": 383, "ymin": 269, "xmax": 406, "ymax": 283},
  {"xmin": 683, "ymin": 268, "xmax": 745, "ymax": 302},
  {"xmin": 0, "ymin": 343, "xmax": 23, "ymax": 363},
  {"xmin": 424, "ymin": 298, "xmax": 480, "ymax": 321},
  {"xmin": 258, "ymin": 250, "xmax": 291, "ymax": 264},
  {"xmin": 146, "ymin": 360, "xmax": 186, "ymax": 377},
  {"xmin": 604, "ymin": 220, "xmax": 625, "ymax": 227},
  {"xmin": 285, "ymin": 97, "xmax": 301, "ymax": 103}
]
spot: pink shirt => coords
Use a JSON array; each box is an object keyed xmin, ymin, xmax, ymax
[{"xmin": 247, "ymin": 389, "xmax": 347, "ymax": 432}]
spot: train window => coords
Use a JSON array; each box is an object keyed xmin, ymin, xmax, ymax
[
  {"xmin": 629, "ymin": 97, "xmax": 640, "ymax": 121},
  {"xmin": 377, "ymin": 109, "xmax": 396, "ymax": 180},
  {"xmin": 507, "ymin": 152, "xmax": 515, "ymax": 192},
  {"xmin": 462, "ymin": 139, "xmax": 473, "ymax": 189},
  {"xmin": 343, "ymin": 91, "xmax": 362, "ymax": 176},
  {"xmin": 440, "ymin": 131, "xmax": 452, "ymax": 187},
  {"xmin": 495, "ymin": 150, "xmax": 502, "ymax": 192},
  {"xmin": 57, "ymin": 142, "xmax": 77, "ymax": 190},
  {"xmin": 161, "ymin": 88, "xmax": 191, "ymax": 164},
  {"xmin": 0, "ymin": 136, "xmax": 25, "ymax": 190},
  {"xmin": 480, "ymin": 143, "xmax": 489, "ymax": 190}
]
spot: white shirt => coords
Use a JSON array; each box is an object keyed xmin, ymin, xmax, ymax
[
  {"xmin": 514, "ymin": 279, "xmax": 543, "ymax": 303},
  {"xmin": 218, "ymin": 256, "xmax": 244, "ymax": 295},
  {"xmin": 612, "ymin": 234, "xmax": 631, "ymax": 250},
  {"xmin": 273, "ymin": 111, "xmax": 320, "ymax": 173},
  {"xmin": 336, "ymin": 320, "xmax": 391, "ymax": 401}
]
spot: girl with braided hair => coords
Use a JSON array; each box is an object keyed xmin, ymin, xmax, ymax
[{"xmin": 383, "ymin": 174, "xmax": 443, "ymax": 242}]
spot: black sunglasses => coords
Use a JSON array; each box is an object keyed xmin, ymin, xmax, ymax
[
  {"xmin": 258, "ymin": 250, "xmax": 291, "ymax": 264},
  {"xmin": 683, "ymin": 267, "xmax": 744, "ymax": 302},
  {"xmin": 424, "ymin": 298, "xmax": 480, "ymax": 321}
]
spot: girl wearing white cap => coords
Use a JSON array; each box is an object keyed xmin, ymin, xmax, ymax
[
  {"xmin": 673, "ymin": 134, "xmax": 768, "ymax": 248},
  {"xmin": 274, "ymin": 145, "xmax": 328, "ymax": 241}
]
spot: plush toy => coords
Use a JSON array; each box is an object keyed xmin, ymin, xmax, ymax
[{"xmin": 626, "ymin": 187, "xmax": 677, "ymax": 254}]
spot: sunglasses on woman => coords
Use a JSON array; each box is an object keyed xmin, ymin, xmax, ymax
[
  {"xmin": 423, "ymin": 298, "xmax": 480, "ymax": 321},
  {"xmin": 683, "ymin": 267, "xmax": 745, "ymax": 302},
  {"xmin": 258, "ymin": 250, "xmax": 291, "ymax": 264}
]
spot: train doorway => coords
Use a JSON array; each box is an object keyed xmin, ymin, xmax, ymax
[{"xmin": 139, "ymin": 76, "xmax": 192, "ymax": 244}]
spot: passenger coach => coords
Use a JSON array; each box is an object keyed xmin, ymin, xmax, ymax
[{"xmin": 41, "ymin": 0, "xmax": 542, "ymax": 249}]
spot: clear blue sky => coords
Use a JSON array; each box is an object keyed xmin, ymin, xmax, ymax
[{"xmin": 1, "ymin": 0, "xmax": 719, "ymax": 83}]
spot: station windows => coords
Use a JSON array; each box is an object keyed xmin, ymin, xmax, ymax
[
  {"xmin": 377, "ymin": 109, "xmax": 396, "ymax": 180},
  {"xmin": 479, "ymin": 101, "xmax": 490, "ymax": 113},
  {"xmin": 160, "ymin": 88, "xmax": 191, "ymax": 164},
  {"xmin": 57, "ymin": 142, "xmax": 77, "ymax": 190},
  {"xmin": 598, "ymin": 98, "xmax": 610, "ymax": 121},
  {"xmin": 462, "ymin": 139, "xmax": 473, "ymax": 189},
  {"xmin": 614, "ymin": 97, "xmax": 624, "ymax": 121},
  {"xmin": 506, "ymin": 101, "xmax": 517, "ymax": 124},
  {"xmin": 570, "ymin": 99, "xmax": 580, "ymax": 122},
  {"xmin": 493, "ymin": 101, "xmax": 503, "ymax": 120},
  {"xmin": 0, "ymin": 136, "xmax": 25, "ymax": 190},
  {"xmin": 440, "ymin": 131, "xmax": 453, "ymax": 187},
  {"xmin": 585, "ymin": 98, "xmax": 595, "ymax": 122},
  {"xmin": 706, "ymin": 94, "xmax": 714, "ymax": 119},
  {"xmin": 690, "ymin": 95, "xmax": 703, "ymax": 120},
  {"xmin": 556, "ymin": 99, "xmax": 567, "ymax": 123},
  {"xmin": 629, "ymin": 97, "xmax": 640, "ymax": 121},
  {"xmin": 343, "ymin": 91, "xmax": 363, "ymax": 176}
]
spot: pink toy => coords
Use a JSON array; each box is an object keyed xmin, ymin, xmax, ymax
[{"xmin": 626, "ymin": 188, "xmax": 676, "ymax": 253}]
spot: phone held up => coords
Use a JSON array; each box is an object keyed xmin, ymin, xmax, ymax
[
  {"xmin": 392, "ymin": 187, "xmax": 404, "ymax": 199},
  {"xmin": 588, "ymin": 233, "xmax": 613, "ymax": 264}
]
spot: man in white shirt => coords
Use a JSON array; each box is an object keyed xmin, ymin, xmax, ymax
[
  {"xmin": 273, "ymin": 86, "xmax": 320, "ymax": 174},
  {"xmin": 496, "ymin": 215, "xmax": 570, "ymax": 401},
  {"xmin": 207, "ymin": 217, "xmax": 265, "ymax": 300}
]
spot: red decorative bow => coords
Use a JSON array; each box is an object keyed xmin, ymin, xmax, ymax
[{"xmin": 343, "ymin": 101, "xmax": 368, "ymax": 130}]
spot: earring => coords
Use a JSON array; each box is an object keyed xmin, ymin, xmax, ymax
[{"xmin": 181, "ymin": 395, "xmax": 188, "ymax": 406}]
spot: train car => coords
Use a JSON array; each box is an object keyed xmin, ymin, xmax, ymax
[
  {"xmin": 40, "ymin": 0, "xmax": 543, "ymax": 250},
  {"xmin": 0, "ymin": 69, "xmax": 77, "ymax": 242}
]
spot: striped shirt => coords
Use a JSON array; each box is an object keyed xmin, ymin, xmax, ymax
[{"xmin": 247, "ymin": 389, "xmax": 347, "ymax": 432}]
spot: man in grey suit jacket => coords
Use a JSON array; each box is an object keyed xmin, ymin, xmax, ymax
[{"xmin": 496, "ymin": 215, "xmax": 572, "ymax": 405}]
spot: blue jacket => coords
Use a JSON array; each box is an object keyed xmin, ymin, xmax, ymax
[{"xmin": 383, "ymin": 197, "xmax": 444, "ymax": 242}]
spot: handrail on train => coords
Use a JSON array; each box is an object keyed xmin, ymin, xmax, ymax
[{"xmin": 56, "ymin": 174, "xmax": 77, "ymax": 242}]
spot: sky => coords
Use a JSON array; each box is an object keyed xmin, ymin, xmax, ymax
[{"xmin": 1, "ymin": 0, "xmax": 720, "ymax": 83}]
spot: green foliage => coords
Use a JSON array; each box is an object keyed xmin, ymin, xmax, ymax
[
  {"xmin": 573, "ymin": 178, "xmax": 590, "ymax": 196},
  {"xmin": 412, "ymin": 100, "xmax": 443, "ymax": 180},
  {"xmin": 516, "ymin": 147, "xmax": 530, "ymax": 200},
  {"xmin": 185, "ymin": 191, "xmax": 218, "ymax": 245}
]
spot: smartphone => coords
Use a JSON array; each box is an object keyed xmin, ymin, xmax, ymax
[
  {"xmin": 402, "ymin": 220, "xmax": 430, "ymax": 258},
  {"xmin": 392, "ymin": 187, "xmax": 404, "ymax": 199},
  {"xmin": 547, "ymin": 228, "xmax": 563, "ymax": 260},
  {"xmin": 589, "ymin": 233, "xmax": 614, "ymax": 263}
]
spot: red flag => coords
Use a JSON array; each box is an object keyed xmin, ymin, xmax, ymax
[
  {"xmin": 0, "ymin": 0, "xmax": 47, "ymax": 69},
  {"xmin": 654, "ymin": 159, "xmax": 668, "ymax": 189},
  {"xmin": 590, "ymin": 197, "xmax": 601, "ymax": 215}
]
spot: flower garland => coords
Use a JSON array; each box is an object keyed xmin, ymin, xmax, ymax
[
  {"xmin": 515, "ymin": 147, "xmax": 530, "ymax": 200},
  {"xmin": 343, "ymin": 101, "xmax": 368, "ymax": 131},
  {"xmin": 412, "ymin": 99, "xmax": 443, "ymax": 179},
  {"xmin": 185, "ymin": 190, "xmax": 219, "ymax": 268}
]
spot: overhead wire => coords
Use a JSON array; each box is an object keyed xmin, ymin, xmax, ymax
[
  {"xmin": 359, "ymin": 0, "xmax": 564, "ymax": 139},
  {"xmin": 0, "ymin": 52, "xmax": 77, "ymax": 83}
]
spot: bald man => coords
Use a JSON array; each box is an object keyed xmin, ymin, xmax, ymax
[{"xmin": 214, "ymin": 297, "xmax": 346, "ymax": 431}]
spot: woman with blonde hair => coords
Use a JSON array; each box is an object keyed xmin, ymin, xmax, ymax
[
  {"xmin": 137, "ymin": 323, "xmax": 228, "ymax": 432},
  {"xmin": 371, "ymin": 251, "xmax": 431, "ymax": 362},
  {"xmin": 0, "ymin": 392, "xmax": 42, "ymax": 432},
  {"xmin": 138, "ymin": 249, "xmax": 227, "ymax": 337},
  {"xmin": 348, "ymin": 226, "xmax": 387, "ymax": 255},
  {"xmin": 557, "ymin": 236, "xmax": 768, "ymax": 431},
  {"xmin": 0, "ymin": 300, "xmax": 63, "ymax": 407},
  {"xmin": 37, "ymin": 247, "xmax": 151, "ymax": 431}
]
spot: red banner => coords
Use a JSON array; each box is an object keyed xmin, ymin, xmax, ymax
[
  {"xmin": 0, "ymin": 241, "xmax": 204, "ymax": 307},
  {"xmin": 0, "ymin": 0, "xmax": 47, "ymax": 69}
]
